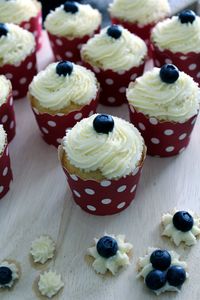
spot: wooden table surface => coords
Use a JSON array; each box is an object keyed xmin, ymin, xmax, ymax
[{"xmin": 1, "ymin": 31, "xmax": 200, "ymax": 300}]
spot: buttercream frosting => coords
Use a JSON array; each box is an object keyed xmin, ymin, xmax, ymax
[
  {"xmin": 30, "ymin": 236, "xmax": 56, "ymax": 264},
  {"xmin": 0, "ymin": 125, "xmax": 6, "ymax": 155},
  {"xmin": 109, "ymin": 0, "xmax": 170, "ymax": 25},
  {"xmin": 45, "ymin": 3, "xmax": 101, "ymax": 38},
  {"xmin": 29, "ymin": 62, "xmax": 98, "ymax": 110},
  {"xmin": 0, "ymin": 75, "xmax": 10, "ymax": 106},
  {"xmin": 0, "ymin": 261, "xmax": 19, "ymax": 288},
  {"xmin": 38, "ymin": 270, "xmax": 64, "ymax": 298},
  {"xmin": 126, "ymin": 67, "xmax": 200, "ymax": 122},
  {"xmin": 0, "ymin": 23, "xmax": 35, "ymax": 66},
  {"xmin": 81, "ymin": 27, "xmax": 147, "ymax": 72},
  {"xmin": 152, "ymin": 15, "xmax": 200, "ymax": 53},
  {"xmin": 62, "ymin": 114, "xmax": 144, "ymax": 180},
  {"xmin": 87, "ymin": 234, "xmax": 133, "ymax": 275}
]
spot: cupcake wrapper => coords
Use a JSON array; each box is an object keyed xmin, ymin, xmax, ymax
[
  {"xmin": 32, "ymin": 99, "xmax": 98, "ymax": 148},
  {"xmin": 58, "ymin": 146, "xmax": 145, "ymax": 216},
  {"xmin": 83, "ymin": 62, "xmax": 145, "ymax": 106},
  {"xmin": 20, "ymin": 10, "xmax": 43, "ymax": 51},
  {"xmin": 129, "ymin": 105, "xmax": 198, "ymax": 157},
  {"xmin": 152, "ymin": 45, "xmax": 200, "ymax": 84},
  {"xmin": 0, "ymin": 145, "xmax": 13, "ymax": 200},
  {"xmin": 0, "ymin": 51, "xmax": 37, "ymax": 100},
  {"xmin": 0, "ymin": 93, "xmax": 16, "ymax": 143}
]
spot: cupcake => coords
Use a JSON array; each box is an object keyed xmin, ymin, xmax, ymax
[
  {"xmin": 126, "ymin": 64, "xmax": 200, "ymax": 157},
  {"xmin": 81, "ymin": 25, "xmax": 147, "ymax": 106},
  {"xmin": 0, "ymin": 23, "xmax": 37, "ymax": 100},
  {"xmin": 151, "ymin": 10, "xmax": 200, "ymax": 84},
  {"xmin": 45, "ymin": 1, "xmax": 101, "ymax": 63},
  {"xmin": 0, "ymin": 125, "xmax": 13, "ymax": 200},
  {"xmin": 29, "ymin": 61, "xmax": 99, "ymax": 147},
  {"xmin": 0, "ymin": 0, "xmax": 42, "ymax": 50},
  {"xmin": 58, "ymin": 113, "xmax": 146, "ymax": 215}
]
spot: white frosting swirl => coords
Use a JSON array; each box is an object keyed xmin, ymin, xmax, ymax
[
  {"xmin": 30, "ymin": 236, "xmax": 56, "ymax": 264},
  {"xmin": 81, "ymin": 27, "xmax": 147, "ymax": 72},
  {"xmin": 137, "ymin": 248, "xmax": 188, "ymax": 295},
  {"xmin": 0, "ymin": 261, "xmax": 19, "ymax": 288},
  {"xmin": 38, "ymin": 270, "xmax": 64, "ymax": 298},
  {"xmin": 109, "ymin": 0, "xmax": 170, "ymax": 25},
  {"xmin": 87, "ymin": 234, "xmax": 133, "ymax": 275},
  {"xmin": 29, "ymin": 63, "xmax": 98, "ymax": 110},
  {"xmin": 127, "ymin": 67, "xmax": 200, "ymax": 122},
  {"xmin": 162, "ymin": 211, "xmax": 200, "ymax": 246},
  {"xmin": 0, "ymin": 23, "xmax": 35, "ymax": 66},
  {"xmin": 63, "ymin": 114, "xmax": 144, "ymax": 180},
  {"xmin": 0, "ymin": 125, "xmax": 6, "ymax": 155},
  {"xmin": 152, "ymin": 16, "xmax": 200, "ymax": 53},
  {"xmin": 45, "ymin": 3, "xmax": 101, "ymax": 38},
  {"xmin": 0, "ymin": 75, "xmax": 10, "ymax": 105}
]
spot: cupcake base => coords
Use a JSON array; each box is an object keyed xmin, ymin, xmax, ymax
[
  {"xmin": 0, "ymin": 92, "xmax": 16, "ymax": 143},
  {"xmin": 0, "ymin": 144, "xmax": 13, "ymax": 200}
]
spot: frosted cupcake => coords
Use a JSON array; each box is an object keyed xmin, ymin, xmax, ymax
[
  {"xmin": 81, "ymin": 25, "xmax": 147, "ymax": 106},
  {"xmin": 0, "ymin": 23, "xmax": 37, "ymax": 99},
  {"xmin": 29, "ymin": 61, "xmax": 99, "ymax": 147},
  {"xmin": 151, "ymin": 10, "xmax": 200, "ymax": 84},
  {"xmin": 59, "ymin": 114, "xmax": 146, "ymax": 215},
  {"xmin": 0, "ymin": 125, "xmax": 13, "ymax": 200},
  {"xmin": 126, "ymin": 64, "xmax": 200, "ymax": 157},
  {"xmin": 0, "ymin": 0, "xmax": 42, "ymax": 50},
  {"xmin": 45, "ymin": 1, "xmax": 101, "ymax": 63},
  {"xmin": 0, "ymin": 75, "xmax": 15, "ymax": 143}
]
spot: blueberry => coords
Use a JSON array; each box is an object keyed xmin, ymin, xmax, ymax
[
  {"xmin": 167, "ymin": 265, "xmax": 186, "ymax": 287},
  {"xmin": 0, "ymin": 267, "xmax": 12, "ymax": 285},
  {"xmin": 0, "ymin": 23, "xmax": 8, "ymax": 38},
  {"xmin": 56, "ymin": 61, "xmax": 73, "ymax": 77},
  {"xmin": 160, "ymin": 64, "xmax": 179, "ymax": 84},
  {"xmin": 96, "ymin": 236, "xmax": 118, "ymax": 258},
  {"xmin": 64, "ymin": 1, "xmax": 78, "ymax": 14},
  {"xmin": 107, "ymin": 25, "xmax": 122, "ymax": 39},
  {"xmin": 145, "ymin": 270, "xmax": 167, "ymax": 291},
  {"xmin": 179, "ymin": 10, "xmax": 196, "ymax": 24},
  {"xmin": 93, "ymin": 114, "xmax": 114, "ymax": 134},
  {"xmin": 150, "ymin": 250, "xmax": 171, "ymax": 271},
  {"xmin": 173, "ymin": 211, "xmax": 194, "ymax": 232}
]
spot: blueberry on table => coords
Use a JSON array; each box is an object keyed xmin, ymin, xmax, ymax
[
  {"xmin": 56, "ymin": 61, "xmax": 73, "ymax": 76},
  {"xmin": 167, "ymin": 265, "xmax": 186, "ymax": 287},
  {"xmin": 0, "ymin": 23, "xmax": 8, "ymax": 38},
  {"xmin": 96, "ymin": 236, "xmax": 118, "ymax": 258},
  {"xmin": 0, "ymin": 267, "xmax": 12, "ymax": 285},
  {"xmin": 150, "ymin": 250, "xmax": 171, "ymax": 271},
  {"xmin": 173, "ymin": 211, "xmax": 194, "ymax": 232},
  {"xmin": 64, "ymin": 1, "xmax": 79, "ymax": 14},
  {"xmin": 107, "ymin": 25, "xmax": 122, "ymax": 39},
  {"xmin": 145, "ymin": 270, "xmax": 167, "ymax": 290},
  {"xmin": 93, "ymin": 114, "xmax": 114, "ymax": 134},
  {"xmin": 160, "ymin": 64, "xmax": 179, "ymax": 84},
  {"xmin": 179, "ymin": 10, "xmax": 196, "ymax": 24}
]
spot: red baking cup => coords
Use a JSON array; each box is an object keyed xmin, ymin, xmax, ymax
[
  {"xmin": 20, "ymin": 10, "xmax": 43, "ymax": 51},
  {"xmin": 152, "ymin": 45, "xmax": 200, "ymax": 84},
  {"xmin": 0, "ymin": 52, "xmax": 37, "ymax": 100},
  {"xmin": 83, "ymin": 62, "xmax": 145, "ymax": 106},
  {"xmin": 48, "ymin": 27, "xmax": 100, "ymax": 64},
  {"xmin": 32, "ymin": 98, "xmax": 98, "ymax": 148},
  {"xmin": 0, "ymin": 144, "xmax": 13, "ymax": 200},
  {"xmin": 129, "ymin": 105, "xmax": 198, "ymax": 157},
  {"xmin": 58, "ymin": 147, "xmax": 145, "ymax": 216},
  {"xmin": 0, "ymin": 93, "xmax": 16, "ymax": 143}
]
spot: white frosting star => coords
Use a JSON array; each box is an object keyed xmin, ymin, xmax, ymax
[
  {"xmin": 30, "ymin": 235, "xmax": 56, "ymax": 264},
  {"xmin": 38, "ymin": 270, "xmax": 64, "ymax": 298},
  {"xmin": 0, "ymin": 261, "xmax": 19, "ymax": 289}
]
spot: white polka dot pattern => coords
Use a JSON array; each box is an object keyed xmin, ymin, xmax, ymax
[{"xmin": 0, "ymin": 145, "xmax": 13, "ymax": 199}]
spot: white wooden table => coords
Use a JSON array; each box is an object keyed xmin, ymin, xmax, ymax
[{"xmin": 1, "ymin": 32, "xmax": 200, "ymax": 300}]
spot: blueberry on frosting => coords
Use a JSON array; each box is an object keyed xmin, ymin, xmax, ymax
[
  {"xmin": 107, "ymin": 25, "xmax": 122, "ymax": 39},
  {"xmin": 145, "ymin": 270, "xmax": 167, "ymax": 291},
  {"xmin": 150, "ymin": 250, "xmax": 171, "ymax": 271},
  {"xmin": 0, "ymin": 23, "xmax": 8, "ymax": 38},
  {"xmin": 93, "ymin": 114, "xmax": 114, "ymax": 134},
  {"xmin": 179, "ymin": 9, "xmax": 196, "ymax": 24},
  {"xmin": 97, "ymin": 236, "xmax": 118, "ymax": 258},
  {"xmin": 167, "ymin": 266, "xmax": 186, "ymax": 287},
  {"xmin": 64, "ymin": 1, "xmax": 79, "ymax": 14},
  {"xmin": 56, "ymin": 61, "xmax": 73, "ymax": 77},
  {"xmin": 0, "ymin": 267, "xmax": 12, "ymax": 285},
  {"xmin": 160, "ymin": 64, "xmax": 179, "ymax": 84},
  {"xmin": 173, "ymin": 211, "xmax": 194, "ymax": 232},
  {"xmin": 0, "ymin": 261, "xmax": 19, "ymax": 289}
]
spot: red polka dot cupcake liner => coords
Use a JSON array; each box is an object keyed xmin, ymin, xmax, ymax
[
  {"xmin": 32, "ymin": 98, "xmax": 98, "ymax": 148},
  {"xmin": 152, "ymin": 45, "xmax": 200, "ymax": 84},
  {"xmin": 0, "ymin": 92, "xmax": 16, "ymax": 143},
  {"xmin": 0, "ymin": 144, "xmax": 13, "ymax": 200},
  {"xmin": 20, "ymin": 10, "xmax": 43, "ymax": 51},
  {"xmin": 58, "ymin": 146, "xmax": 146, "ymax": 216},
  {"xmin": 0, "ymin": 51, "xmax": 37, "ymax": 100},
  {"xmin": 129, "ymin": 105, "xmax": 198, "ymax": 157}
]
